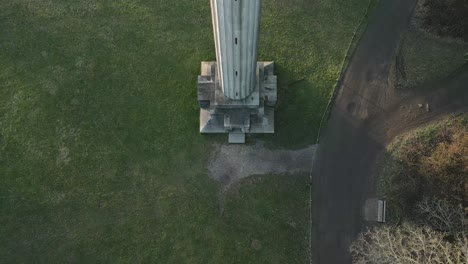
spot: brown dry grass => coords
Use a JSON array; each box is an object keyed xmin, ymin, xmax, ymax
[
  {"xmin": 419, "ymin": 126, "xmax": 468, "ymax": 200},
  {"xmin": 378, "ymin": 115, "xmax": 468, "ymax": 219},
  {"xmin": 394, "ymin": 118, "xmax": 466, "ymax": 201}
]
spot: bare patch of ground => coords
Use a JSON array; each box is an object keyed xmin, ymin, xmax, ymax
[
  {"xmin": 208, "ymin": 141, "xmax": 316, "ymax": 187},
  {"xmin": 56, "ymin": 146, "xmax": 71, "ymax": 165},
  {"xmin": 412, "ymin": 0, "xmax": 468, "ymax": 41},
  {"xmin": 209, "ymin": 141, "xmax": 316, "ymax": 214}
]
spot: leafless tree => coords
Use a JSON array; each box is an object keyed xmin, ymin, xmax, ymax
[
  {"xmin": 458, "ymin": 233, "xmax": 468, "ymax": 261},
  {"xmin": 350, "ymin": 223, "xmax": 466, "ymax": 264},
  {"xmin": 415, "ymin": 196, "xmax": 465, "ymax": 233}
]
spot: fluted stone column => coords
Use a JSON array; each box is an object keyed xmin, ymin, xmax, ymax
[
  {"xmin": 198, "ymin": 0, "xmax": 277, "ymax": 143},
  {"xmin": 210, "ymin": 0, "xmax": 261, "ymax": 100}
]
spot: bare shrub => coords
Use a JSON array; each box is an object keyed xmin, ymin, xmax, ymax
[
  {"xmin": 415, "ymin": 197, "xmax": 465, "ymax": 233},
  {"xmin": 350, "ymin": 223, "xmax": 467, "ymax": 264}
]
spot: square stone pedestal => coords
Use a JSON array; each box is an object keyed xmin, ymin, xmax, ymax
[{"xmin": 198, "ymin": 61, "xmax": 277, "ymax": 143}]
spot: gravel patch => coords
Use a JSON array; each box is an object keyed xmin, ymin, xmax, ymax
[{"xmin": 208, "ymin": 141, "xmax": 317, "ymax": 186}]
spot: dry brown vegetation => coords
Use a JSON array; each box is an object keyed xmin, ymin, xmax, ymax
[
  {"xmin": 384, "ymin": 115, "xmax": 467, "ymax": 216},
  {"xmin": 352, "ymin": 116, "xmax": 468, "ymax": 264}
]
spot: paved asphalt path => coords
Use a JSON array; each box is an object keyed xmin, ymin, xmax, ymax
[
  {"xmin": 311, "ymin": 0, "xmax": 417, "ymax": 263},
  {"xmin": 311, "ymin": 0, "xmax": 468, "ymax": 262}
]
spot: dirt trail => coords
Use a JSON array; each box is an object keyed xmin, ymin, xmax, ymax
[{"xmin": 371, "ymin": 66, "xmax": 468, "ymax": 143}]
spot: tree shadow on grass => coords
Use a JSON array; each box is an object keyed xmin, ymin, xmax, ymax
[{"xmin": 251, "ymin": 63, "xmax": 327, "ymax": 149}]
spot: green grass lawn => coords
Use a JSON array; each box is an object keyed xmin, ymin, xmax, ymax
[
  {"xmin": 395, "ymin": 29, "xmax": 468, "ymax": 90},
  {"xmin": 1, "ymin": 0, "xmax": 370, "ymax": 263}
]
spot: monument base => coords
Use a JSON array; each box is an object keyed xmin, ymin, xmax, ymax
[{"xmin": 198, "ymin": 61, "xmax": 277, "ymax": 143}]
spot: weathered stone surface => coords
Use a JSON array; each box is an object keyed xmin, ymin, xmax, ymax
[
  {"xmin": 199, "ymin": 0, "xmax": 277, "ymax": 143},
  {"xmin": 228, "ymin": 133, "xmax": 245, "ymax": 144},
  {"xmin": 198, "ymin": 61, "xmax": 277, "ymax": 137}
]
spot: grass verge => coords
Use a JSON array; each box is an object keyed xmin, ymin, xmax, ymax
[{"xmin": 395, "ymin": 29, "xmax": 468, "ymax": 90}]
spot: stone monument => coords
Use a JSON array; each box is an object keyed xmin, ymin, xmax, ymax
[{"xmin": 198, "ymin": 0, "xmax": 277, "ymax": 143}]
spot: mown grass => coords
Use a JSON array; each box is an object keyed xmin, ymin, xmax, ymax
[
  {"xmin": 1, "ymin": 0, "xmax": 369, "ymax": 263},
  {"xmin": 395, "ymin": 29, "xmax": 468, "ymax": 90}
]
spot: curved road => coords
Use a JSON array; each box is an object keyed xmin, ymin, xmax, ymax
[{"xmin": 311, "ymin": 0, "xmax": 468, "ymax": 263}]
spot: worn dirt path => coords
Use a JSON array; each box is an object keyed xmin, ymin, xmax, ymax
[{"xmin": 208, "ymin": 141, "xmax": 316, "ymax": 186}]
